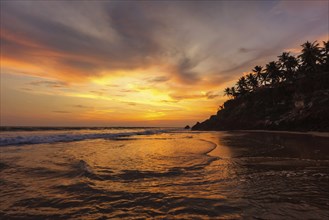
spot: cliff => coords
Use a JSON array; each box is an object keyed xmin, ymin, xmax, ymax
[{"xmin": 192, "ymin": 72, "xmax": 329, "ymax": 131}]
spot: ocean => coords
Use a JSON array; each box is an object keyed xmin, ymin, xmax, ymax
[{"xmin": 0, "ymin": 127, "xmax": 328, "ymax": 219}]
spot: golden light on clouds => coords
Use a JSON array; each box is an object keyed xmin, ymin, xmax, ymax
[{"xmin": 1, "ymin": 0, "xmax": 327, "ymax": 126}]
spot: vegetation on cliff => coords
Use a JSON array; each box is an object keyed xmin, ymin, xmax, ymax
[{"xmin": 192, "ymin": 40, "xmax": 329, "ymax": 131}]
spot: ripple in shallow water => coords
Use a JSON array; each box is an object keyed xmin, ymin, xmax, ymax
[{"xmin": 0, "ymin": 131, "xmax": 328, "ymax": 219}]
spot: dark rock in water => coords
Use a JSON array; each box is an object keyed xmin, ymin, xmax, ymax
[{"xmin": 184, "ymin": 125, "xmax": 190, "ymax": 129}]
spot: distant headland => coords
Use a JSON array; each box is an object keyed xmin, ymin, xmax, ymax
[{"xmin": 192, "ymin": 40, "xmax": 329, "ymax": 131}]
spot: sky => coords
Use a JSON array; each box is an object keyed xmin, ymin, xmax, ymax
[{"xmin": 1, "ymin": 0, "xmax": 328, "ymax": 127}]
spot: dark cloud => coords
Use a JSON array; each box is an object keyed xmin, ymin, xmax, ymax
[
  {"xmin": 174, "ymin": 56, "xmax": 201, "ymax": 83},
  {"xmin": 169, "ymin": 90, "xmax": 220, "ymax": 101},
  {"xmin": 1, "ymin": 1, "xmax": 166, "ymax": 78},
  {"xmin": 167, "ymin": 53, "xmax": 210, "ymax": 84},
  {"xmin": 1, "ymin": 0, "xmax": 328, "ymax": 86},
  {"xmin": 147, "ymin": 76, "xmax": 170, "ymax": 83},
  {"xmin": 1, "ymin": 7, "xmax": 101, "ymax": 54},
  {"xmin": 0, "ymin": 1, "xmax": 220, "ymax": 84},
  {"xmin": 107, "ymin": 2, "xmax": 164, "ymax": 56},
  {"xmin": 53, "ymin": 111, "xmax": 71, "ymax": 114},
  {"xmin": 205, "ymin": 91, "xmax": 220, "ymax": 99},
  {"xmin": 72, "ymin": 105, "xmax": 91, "ymax": 109},
  {"xmin": 61, "ymin": 59, "xmax": 100, "ymax": 72},
  {"xmin": 169, "ymin": 93, "xmax": 204, "ymax": 101},
  {"xmin": 239, "ymin": 47, "xmax": 256, "ymax": 53},
  {"xmin": 29, "ymin": 80, "xmax": 68, "ymax": 88}
]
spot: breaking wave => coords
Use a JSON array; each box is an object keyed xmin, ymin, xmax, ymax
[{"xmin": 0, "ymin": 128, "xmax": 177, "ymax": 146}]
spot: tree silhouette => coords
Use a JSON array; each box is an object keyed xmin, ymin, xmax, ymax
[
  {"xmin": 265, "ymin": 61, "xmax": 281, "ymax": 85},
  {"xmin": 230, "ymin": 87, "xmax": 237, "ymax": 98},
  {"xmin": 252, "ymin": 65, "xmax": 264, "ymax": 85},
  {"xmin": 224, "ymin": 87, "xmax": 231, "ymax": 97},
  {"xmin": 278, "ymin": 52, "xmax": 299, "ymax": 81},
  {"xmin": 322, "ymin": 40, "xmax": 329, "ymax": 69},
  {"xmin": 278, "ymin": 52, "xmax": 290, "ymax": 71},
  {"xmin": 222, "ymin": 39, "xmax": 328, "ymax": 101},
  {"xmin": 246, "ymin": 73, "xmax": 258, "ymax": 91},
  {"xmin": 299, "ymin": 41, "xmax": 322, "ymax": 73},
  {"xmin": 236, "ymin": 76, "xmax": 249, "ymax": 95}
]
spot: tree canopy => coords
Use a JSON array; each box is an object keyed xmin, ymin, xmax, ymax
[{"xmin": 223, "ymin": 40, "xmax": 329, "ymax": 100}]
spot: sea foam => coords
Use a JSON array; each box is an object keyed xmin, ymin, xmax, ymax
[{"xmin": 0, "ymin": 128, "xmax": 177, "ymax": 146}]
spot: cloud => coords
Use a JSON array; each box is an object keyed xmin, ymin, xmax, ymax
[
  {"xmin": 169, "ymin": 90, "xmax": 220, "ymax": 101},
  {"xmin": 106, "ymin": 84, "xmax": 120, "ymax": 87},
  {"xmin": 90, "ymin": 91, "xmax": 104, "ymax": 96},
  {"xmin": 72, "ymin": 105, "xmax": 91, "ymax": 109},
  {"xmin": 29, "ymin": 80, "xmax": 68, "ymax": 88},
  {"xmin": 53, "ymin": 111, "xmax": 71, "ymax": 114},
  {"xmin": 123, "ymin": 102, "xmax": 137, "ymax": 106},
  {"xmin": 120, "ymin": 89, "xmax": 138, "ymax": 93},
  {"xmin": 147, "ymin": 76, "xmax": 170, "ymax": 83},
  {"xmin": 1, "ymin": 1, "xmax": 164, "ymax": 81},
  {"xmin": 1, "ymin": 0, "xmax": 328, "ymax": 127},
  {"xmin": 205, "ymin": 91, "xmax": 220, "ymax": 99},
  {"xmin": 1, "ymin": 0, "xmax": 328, "ymax": 99},
  {"xmin": 238, "ymin": 47, "xmax": 256, "ymax": 53},
  {"xmin": 161, "ymin": 100, "xmax": 179, "ymax": 103},
  {"xmin": 171, "ymin": 56, "xmax": 202, "ymax": 84}
]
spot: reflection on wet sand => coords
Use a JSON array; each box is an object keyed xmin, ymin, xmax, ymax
[
  {"xmin": 213, "ymin": 131, "xmax": 329, "ymax": 219},
  {"xmin": 0, "ymin": 131, "xmax": 328, "ymax": 219},
  {"xmin": 218, "ymin": 131, "xmax": 329, "ymax": 159}
]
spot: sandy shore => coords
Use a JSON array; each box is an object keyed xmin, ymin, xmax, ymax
[{"xmin": 236, "ymin": 130, "xmax": 329, "ymax": 138}]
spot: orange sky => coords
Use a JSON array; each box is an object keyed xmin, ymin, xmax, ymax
[{"xmin": 1, "ymin": 1, "xmax": 328, "ymax": 126}]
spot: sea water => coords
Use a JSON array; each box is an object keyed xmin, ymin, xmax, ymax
[{"xmin": 0, "ymin": 128, "xmax": 328, "ymax": 219}]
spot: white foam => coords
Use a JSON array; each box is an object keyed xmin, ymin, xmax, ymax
[{"xmin": 0, "ymin": 128, "xmax": 178, "ymax": 146}]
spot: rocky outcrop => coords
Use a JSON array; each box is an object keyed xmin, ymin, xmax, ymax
[{"xmin": 192, "ymin": 73, "xmax": 329, "ymax": 131}]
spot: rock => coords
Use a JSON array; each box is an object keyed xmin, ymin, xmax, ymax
[
  {"xmin": 191, "ymin": 122, "xmax": 200, "ymax": 130},
  {"xmin": 184, "ymin": 125, "xmax": 190, "ymax": 129},
  {"xmin": 191, "ymin": 73, "xmax": 329, "ymax": 131},
  {"xmin": 294, "ymin": 100, "xmax": 304, "ymax": 109}
]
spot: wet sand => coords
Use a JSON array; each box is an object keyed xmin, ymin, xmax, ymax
[
  {"xmin": 1, "ymin": 130, "xmax": 328, "ymax": 219},
  {"xmin": 240, "ymin": 130, "xmax": 329, "ymax": 138}
]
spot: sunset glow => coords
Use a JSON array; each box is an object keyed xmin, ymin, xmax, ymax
[{"xmin": 1, "ymin": 0, "xmax": 328, "ymax": 126}]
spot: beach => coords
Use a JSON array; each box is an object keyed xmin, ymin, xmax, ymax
[{"xmin": 1, "ymin": 128, "xmax": 329, "ymax": 219}]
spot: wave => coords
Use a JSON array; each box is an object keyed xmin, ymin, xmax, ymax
[
  {"xmin": 0, "ymin": 126, "xmax": 166, "ymax": 132},
  {"xmin": 67, "ymin": 156, "xmax": 219, "ymax": 182},
  {"xmin": 0, "ymin": 128, "xmax": 177, "ymax": 147}
]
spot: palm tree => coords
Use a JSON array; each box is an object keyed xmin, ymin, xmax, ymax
[
  {"xmin": 230, "ymin": 87, "xmax": 237, "ymax": 98},
  {"xmin": 224, "ymin": 87, "xmax": 231, "ymax": 97},
  {"xmin": 236, "ymin": 76, "xmax": 249, "ymax": 95},
  {"xmin": 298, "ymin": 41, "xmax": 322, "ymax": 73},
  {"xmin": 322, "ymin": 40, "xmax": 329, "ymax": 67},
  {"xmin": 278, "ymin": 52, "xmax": 299, "ymax": 81},
  {"xmin": 252, "ymin": 65, "xmax": 264, "ymax": 85},
  {"xmin": 265, "ymin": 61, "xmax": 281, "ymax": 85},
  {"xmin": 278, "ymin": 52, "xmax": 290, "ymax": 72},
  {"xmin": 246, "ymin": 73, "xmax": 258, "ymax": 91},
  {"xmin": 260, "ymin": 71, "xmax": 269, "ymax": 86}
]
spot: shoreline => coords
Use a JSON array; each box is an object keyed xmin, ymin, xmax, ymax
[
  {"xmin": 190, "ymin": 129, "xmax": 329, "ymax": 138},
  {"xmin": 231, "ymin": 129, "xmax": 329, "ymax": 138}
]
